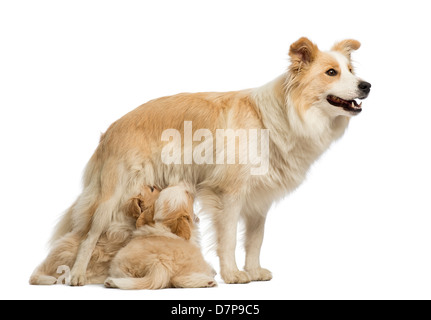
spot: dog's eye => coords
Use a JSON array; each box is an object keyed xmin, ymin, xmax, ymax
[
  {"xmin": 325, "ymin": 69, "xmax": 338, "ymax": 76},
  {"xmin": 150, "ymin": 186, "xmax": 154, "ymax": 192}
]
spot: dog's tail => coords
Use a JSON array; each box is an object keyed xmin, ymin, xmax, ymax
[
  {"xmin": 49, "ymin": 151, "xmax": 104, "ymax": 246},
  {"xmin": 105, "ymin": 265, "xmax": 170, "ymax": 290},
  {"xmin": 49, "ymin": 203, "xmax": 75, "ymax": 245},
  {"xmin": 29, "ymin": 273, "xmax": 58, "ymax": 285}
]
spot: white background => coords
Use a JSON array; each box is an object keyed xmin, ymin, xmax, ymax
[{"xmin": 1, "ymin": 0, "xmax": 430, "ymax": 300}]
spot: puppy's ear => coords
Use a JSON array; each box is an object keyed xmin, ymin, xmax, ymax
[
  {"xmin": 125, "ymin": 197, "xmax": 142, "ymax": 219},
  {"xmin": 166, "ymin": 211, "xmax": 192, "ymax": 240},
  {"xmin": 332, "ymin": 39, "xmax": 361, "ymax": 58},
  {"xmin": 136, "ymin": 205, "xmax": 155, "ymax": 228},
  {"xmin": 174, "ymin": 215, "xmax": 192, "ymax": 240},
  {"xmin": 289, "ymin": 37, "xmax": 318, "ymax": 67}
]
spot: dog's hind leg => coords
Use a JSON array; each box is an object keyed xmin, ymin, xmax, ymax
[
  {"xmin": 68, "ymin": 159, "xmax": 124, "ymax": 286},
  {"xmin": 69, "ymin": 199, "xmax": 117, "ymax": 286}
]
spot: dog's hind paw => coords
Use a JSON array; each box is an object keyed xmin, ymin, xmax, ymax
[{"xmin": 69, "ymin": 273, "xmax": 87, "ymax": 286}]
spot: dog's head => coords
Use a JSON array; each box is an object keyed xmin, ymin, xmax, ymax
[
  {"xmin": 153, "ymin": 185, "xmax": 196, "ymax": 240},
  {"xmin": 125, "ymin": 185, "xmax": 160, "ymax": 228},
  {"xmin": 287, "ymin": 37, "xmax": 371, "ymax": 117}
]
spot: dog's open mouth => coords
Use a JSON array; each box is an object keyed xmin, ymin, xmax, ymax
[{"xmin": 327, "ymin": 95, "xmax": 362, "ymax": 113}]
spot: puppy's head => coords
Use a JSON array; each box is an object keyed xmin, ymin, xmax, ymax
[
  {"xmin": 154, "ymin": 185, "xmax": 196, "ymax": 240},
  {"xmin": 162, "ymin": 209, "xmax": 193, "ymax": 240},
  {"xmin": 288, "ymin": 37, "xmax": 371, "ymax": 117},
  {"xmin": 125, "ymin": 186, "xmax": 160, "ymax": 228}
]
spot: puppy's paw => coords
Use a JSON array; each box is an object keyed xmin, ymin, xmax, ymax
[
  {"xmin": 206, "ymin": 280, "xmax": 218, "ymax": 288},
  {"xmin": 104, "ymin": 278, "xmax": 117, "ymax": 288},
  {"xmin": 245, "ymin": 267, "xmax": 273, "ymax": 282},
  {"xmin": 221, "ymin": 270, "xmax": 251, "ymax": 284},
  {"xmin": 69, "ymin": 272, "xmax": 87, "ymax": 286}
]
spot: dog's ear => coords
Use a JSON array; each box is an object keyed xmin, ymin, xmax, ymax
[
  {"xmin": 289, "ymin": 37, "xmax": 319, "ymax": 67},
  {"xmin": 332, "ymin": 39, "xmax": 361, "ymax": 58},
  {"xmin": 136, "ymin": 205, "xmax": 155, "ymax": 228},
  {"xmin": 165, "ymin": 211, "xmax": 192, "ymax": 240},
  {"xmin": 125, "ymin": 197, "xmax": 143, "ymax": 219}
]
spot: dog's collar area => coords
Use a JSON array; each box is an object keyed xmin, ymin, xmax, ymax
[{"xmin": 326, "ymin": 95, "xmax": 362, "ymax": 113}]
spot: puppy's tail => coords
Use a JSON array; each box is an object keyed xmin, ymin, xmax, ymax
[{"xmin": 105, "ymin": 265, "xmax": 170, "ymax": 290}]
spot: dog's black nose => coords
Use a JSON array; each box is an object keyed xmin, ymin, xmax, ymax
[{"xmin": 358, "ymin": 81, "xmax": 371, "ymax": 94}]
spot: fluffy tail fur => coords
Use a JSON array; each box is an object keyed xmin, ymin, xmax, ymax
[
  {"xmin": 49, "ymin": 203, "xmax": 75, "ymax": 245},
  {"xmin": 29, "ymin": 274, "xmax": 58, "ymax": 285},
  {"xmin": 48, "ymin": 152, "xmax": 103, "ymax": 245},
  {"xmin": 105, "ymin": 264, "xmax": 170, "ymax": 290}
]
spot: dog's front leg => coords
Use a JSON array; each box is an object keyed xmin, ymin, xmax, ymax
[
  {"xmin": 243, "ymin": 207, "xmax": 272, "ymax": 281},
  {"xmin": 215, "ymin": 196, "xmax": 251, "ymax": 284}
]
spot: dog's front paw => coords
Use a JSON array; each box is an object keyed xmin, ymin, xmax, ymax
[
  {"xmin": 245, "ymin": 267, "xmax": 273, "ymax": 282},
  {"xmin": 69, "ymin": 271, "xmax": 87, "ymax": 286},
  {"xmin": 221, "ymin": 270, "xmax": 251, "ymax": 284}
]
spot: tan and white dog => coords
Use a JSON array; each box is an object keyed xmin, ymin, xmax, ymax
[{"xmin": 34, "ymin": 37, "xmax": 370, "ymax": 285}]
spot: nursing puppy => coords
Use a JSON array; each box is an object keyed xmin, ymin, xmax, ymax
[
  {"xmin": 105, "ymin": 185, "xmax": 216, "ymax": 290},
  {"xmin": 29, "ymin": 186, "xmax": 160, "ymax": 285},
  {"xmin": 43, "ymin": 37, "xmax": 370, "ymax": 285}
]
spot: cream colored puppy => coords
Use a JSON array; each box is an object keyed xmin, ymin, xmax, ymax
[{"xmin": 105, "ymin": 185, "xmax": 216, "ymax": 290}]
